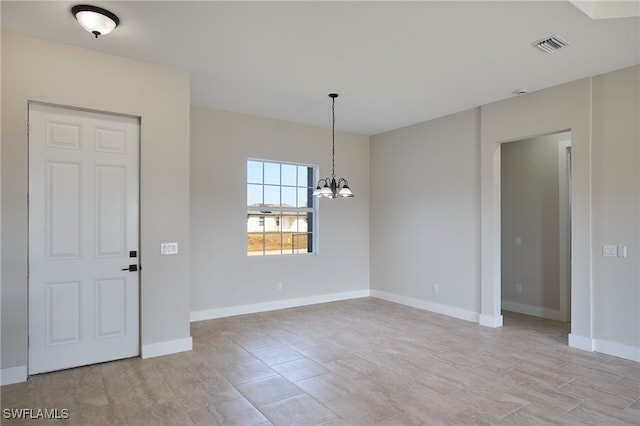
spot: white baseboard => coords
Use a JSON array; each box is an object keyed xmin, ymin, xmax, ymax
[
  {"xmin": 479, "ymin": 314, "xmax": 504, "ymax": 328},
  {"xmin": 502, "ymin": 300, "xmax": 566, "ymax": 321},
  {"xmin": 1, "ymin": 365, "xmax": 27, "ymax": 385},
  {"xmin": 190, "ymin": 289, "xmax": 371, "ymax": 322},
  {"xmin": 141, "ymin": 336, "xmax": 193, "ymax": 359},
  {"xmin": 370, "ymin": 290, "xmax": 479, "ymax": 323},
  {"xmin": 569, "ymin": 333, "xmax": 640, "ymax": 362},
  {"xmin": 594, "ymin": 338, "xmax": 640, "ymax": 363},
  {"xmin": 569, "ymin": 333, "xmax": 595, "ymax": 352},
  {"xmin": 2, "ymin": 340, "xmax": 197, "ymax": 380}
]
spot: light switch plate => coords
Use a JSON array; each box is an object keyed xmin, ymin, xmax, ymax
[
  {"xmin": 603, "ymin": 245, "xmax": 617, "ymax": 257},
  {"xmin": 617, "ymin": 245, "xmax": 627, "ymax": 258},
  {"xmin": 161, "ymin": 242, "xmax": 178, "ymax": 255}
]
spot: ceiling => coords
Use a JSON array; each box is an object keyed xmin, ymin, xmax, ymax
[{"xmin": 2, "ymin": 1, "xmax": 639, "ymax": 135}]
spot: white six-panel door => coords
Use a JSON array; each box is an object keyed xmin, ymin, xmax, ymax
[{"xmin": 28, "ymin": 104, "xmax": 140, "ymax": 374}]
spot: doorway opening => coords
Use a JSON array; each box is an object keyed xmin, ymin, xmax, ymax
[{"xmin": 500, "ymin": 131, "xmax": 572, "ymax": 323}]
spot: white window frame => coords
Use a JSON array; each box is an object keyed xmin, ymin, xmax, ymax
[{"xmin": 247, "ymin": 159, "xmax": 318, "ymax": 257}]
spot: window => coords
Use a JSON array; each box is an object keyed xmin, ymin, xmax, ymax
[{"xmin": 247, "ymin": 160, "xmax": 316, "ymax": 256}]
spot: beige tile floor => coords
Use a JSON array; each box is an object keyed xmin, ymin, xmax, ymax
[{"xmin": 2, "ymin": 298, "xmax": 639, "ymax": 425}]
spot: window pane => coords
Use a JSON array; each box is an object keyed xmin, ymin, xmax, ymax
[
  {"xmin": 264, "ymin": 233, "xmax": 282, "ymax": 255},
  {"xmin": 281, "ymin": 212, "xmax": 296, "ymax": 232},
  {"xmin": 264, "ymin": 185, "xmax": 280, "ymax": 206},
  {"xmin": 298, "ymin": 233, "xmax": 312, "ymax": 254},
  {"xmin": 298, "ymin": 212, "xmax": 310, "ymax": 233},
  {"xmin": 282, "ymin": 164, "xmax": 297, "ymax": 186},
  {"xmin": 247, "ymin": 212, "xmax": 264, "ymax": 232},
  {"xmin": 283, "ymin": 231, "xmax": 310, "ymax": 254},
  {"xmin": 264, "ymin": 162, "xmax": 280, "ymax": 185},
  {"xmin": 298, "ymin": 166, "xmax": 312, "ymax": 188},
  {"xmin": 297, "ymin": 187, "xmax": 310, "ymax": 208},
  {"xmin": 247, "ymin": 184, "xmax": 262, "ymax": 206},
  {"xmin": 247, "ymin": 232, "xmax": 264, "ymax": 256},
  {"xmin": 262, "ymin": 213, "xmax": 281, "ymax": 232},
  {"xmin": 247, "ymin": 161, "xmax": 263, "ymax": 184},
  {"xmin": 282, "ymin": 186, "xmax": 296, "ymax": 207},
  {"xmin": 282, "ymin": 232, "xmax": 295, "ymax": 254}
]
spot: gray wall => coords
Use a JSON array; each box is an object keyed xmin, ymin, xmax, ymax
[
  {"xmin": 501, "ymin": 132, "xmax": 570, "ymax": 319},
  {"xmin": 1, "ymin": 32, "xmax": 192, "ymax": 378},
  {"xmin": 592, "ymin": 66, "xmax": 640, "ymax": 352},
  {"xmin": 370, "ymin": 109, "xmax": 481, "ymax": 319},
  {"xmin": 190, "ymin": 106, "xmax": 370, "ymax": 315},
  {"xmin": 371, "ymin": 65, "xmax": 639, "ymax": 361},
  {"xmin": 482, "ymin": 65, "xmax": 639, "ymax": 358}
]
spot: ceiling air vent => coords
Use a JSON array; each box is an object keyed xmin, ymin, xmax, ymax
[{"xmin": 532, "ymin": 35, "xmax": 570, "ymax": 53}]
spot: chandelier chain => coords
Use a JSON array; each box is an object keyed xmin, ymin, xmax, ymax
[{"xmin": 331, "ymin": 95, "xmax": 336, "ymax": 180}]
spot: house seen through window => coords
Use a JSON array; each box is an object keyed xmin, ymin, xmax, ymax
[{"xmin": 247, "ymin": 160, "xmax": 316, "ymax": 256}]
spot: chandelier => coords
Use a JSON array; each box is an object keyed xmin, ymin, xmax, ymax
[{"xmin": 312, "ymin": 94, "xmax": 354, "ymax": 199}]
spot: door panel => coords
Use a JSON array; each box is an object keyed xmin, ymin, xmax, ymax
[
  {"xmin": 95, "ymin": 278, "xmax": 126, "ymax": 338},
  {"xmin": 46, "ymin": 281, "xmax": 81, "ymax": 345},
  {"xmin": 95, "ymin": 165, "xmax": 126, "ymax": 257},
  {"xmin": 29, "ymin": 104, "xmax": 140, "ymax": 374},
  {"xmin": 46, "ymin": 161, "xmax": 81, "ymax": 259}
]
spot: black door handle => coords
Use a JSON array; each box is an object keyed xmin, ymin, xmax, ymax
[{"xmin": 121, "ymin": 264, "xmax": 138, "ymax": 272}]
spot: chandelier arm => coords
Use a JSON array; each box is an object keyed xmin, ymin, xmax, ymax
[{"xmin": 315, "ymin": 177, "xmax": 329, "ymax": 186}]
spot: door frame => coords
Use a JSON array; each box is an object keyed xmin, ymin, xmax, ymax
[
  {"xmin": 558, "ymin": 142, "xmax": 571, "ymax": 322},
  {"xmin": 480, "ymin": 80, "xmax": 593, "ymax": 355}
]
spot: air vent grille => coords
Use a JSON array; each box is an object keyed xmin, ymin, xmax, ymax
[{"xmin": 533, "ymin": 35, "xmax": 570, "ymax": 53}]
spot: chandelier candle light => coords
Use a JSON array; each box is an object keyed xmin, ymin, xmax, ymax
[{"xmin": 312, "ymin": 93, "xmax": 354, "ymax": 199}]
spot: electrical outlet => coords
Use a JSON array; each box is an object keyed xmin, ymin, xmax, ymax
[
  {"xmin": 433, "ymin": 284, "xmax": 439, "ymax": 294},
  {"xmin": 515, "ymin": 284, "xmax": 522, "ymax": 294},
  {"xmin": 276, "ymin": 282, "xmax": 283, "ymax": 291}
]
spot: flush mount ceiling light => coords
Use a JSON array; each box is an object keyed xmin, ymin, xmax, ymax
[
  {"xmin": 312, "ymin": 94, "xmax": 354, "ymax": 199},
  {"xmin": 72, "ymin": 4, "xmax": 120, "ymax": 38}
]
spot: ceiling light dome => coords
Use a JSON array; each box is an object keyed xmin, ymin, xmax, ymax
[{"xmin": 72, "ymin": 5, "xmax": 120, "ymax": 38}]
